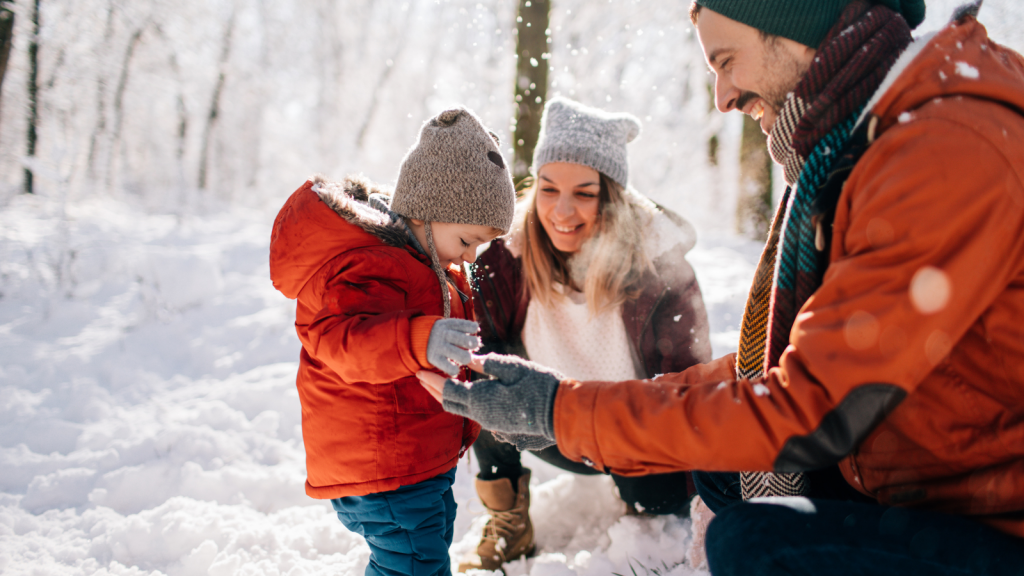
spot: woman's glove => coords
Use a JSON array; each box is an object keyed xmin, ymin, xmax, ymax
[
  {"xmin": 427, "ymin": 318, "xmax": 481, "ymax": 376},
  {"xmin": 441, "ymin": 354, "xmax": 564, "ymax": 442}
]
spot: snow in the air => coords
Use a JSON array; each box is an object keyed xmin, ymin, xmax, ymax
[{"xmin": 0, "ymin": 1, "xmax": 1021, "ymax": 575}]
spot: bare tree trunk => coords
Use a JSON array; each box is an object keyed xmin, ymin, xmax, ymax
[
  {"xmin": 0, "ymin": 1, "xmax": 13, "ymax": 102},
  {"xmin": 107, "ymin": 28, "xmax": 143, "ymax": 190},
  {"xmin": 737, "ymin": 114, "xmax": 772, "ymax": 238},
  {"xmin": 511, "ymin": 0, "xmax": 550, "ymax": 184},
  {"xmin": 197, "ymin": 14, "xmax": 234, "ymax": 191},
  {"xmin": 24, "ymin": 0, "xmax": 39, "ymax": 193},
  {"xmin": 706, "ymin": 80, "xmax": 718, "ymax": 166},
  {"xmin": 354, "ymin": 5, "xmax": 412, "ymax": 150}
]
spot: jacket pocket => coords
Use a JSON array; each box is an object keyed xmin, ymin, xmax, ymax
[{"xmin": 393, "ymin": 378, "xmax": 443, "ymax": 414}]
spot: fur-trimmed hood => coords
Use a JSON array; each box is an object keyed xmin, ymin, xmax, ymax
[
  {"xmin": 270, "ymin": 175, "xmax": 411, "ymax": 299},
  {"xmin": 311, "ymin": 174, "xmax": 407, "ymax": 247}
]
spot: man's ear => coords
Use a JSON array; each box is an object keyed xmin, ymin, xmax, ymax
[
  {"xmin": 408, "ymin": 218, "xmax": 425, "ymax": 226},
  {"xmin": 776, "ymin": 35, "xmax": 817, "ymax": 70}
]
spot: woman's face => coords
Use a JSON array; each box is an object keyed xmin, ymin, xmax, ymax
[{"xmin": 534, "ymin": 162, "xmax": 601, "ymax": 254}]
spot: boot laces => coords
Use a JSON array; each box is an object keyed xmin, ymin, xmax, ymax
[{"xmin": 482, "ymin": 506, "xmax": 523, "ymax": 554}]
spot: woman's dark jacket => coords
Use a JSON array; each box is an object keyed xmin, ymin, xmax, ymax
[{"xmin": 472, "ymin": 213, "xmax": 712, "ymax": 378}]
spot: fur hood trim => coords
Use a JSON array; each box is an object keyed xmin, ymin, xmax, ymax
[{"xmin": 311, "ymin": 174, "xmax": 408, "ymax": 248}]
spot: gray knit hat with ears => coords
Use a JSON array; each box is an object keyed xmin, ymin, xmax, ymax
[
  {"xmin": 392, "ymin": 107, "xmax": 516, "ymax": 234},
  {"xmin": 532, "ymin": 96, "xmax": 642, "ymax": 188}
]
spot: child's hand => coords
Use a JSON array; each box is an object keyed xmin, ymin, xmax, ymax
[
  {"xmin": 467, "ymin": 354, "xmax": 486, "ymax": 373},
  {"xmin": 418, "ymin": 370, "xmax": 445, "ymax": 403},
  {"xmin": 418, "ymin": 354, "xmax": 486, "ymax": 403},
  {"xmin": 426, "ymin": 318, "xmax": 481, "ymax": 376}
]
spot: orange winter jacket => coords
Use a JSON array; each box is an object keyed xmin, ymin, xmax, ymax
[
  {"xmin": 553, "ymin": 16, "xmax": 1024, "ymax": 537},
  {"xmin": 270, "ymin": 176, "xmax": 480, "ymax": 499}
]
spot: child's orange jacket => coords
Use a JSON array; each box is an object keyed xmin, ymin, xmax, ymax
[{"xmin": 270, "ymin": 175, "xmax": 479, "ymax": 499}]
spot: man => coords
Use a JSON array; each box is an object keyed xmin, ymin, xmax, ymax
[{"xmin": 420, "ymin": 1, "xmax": 1024, "ymax": 574}]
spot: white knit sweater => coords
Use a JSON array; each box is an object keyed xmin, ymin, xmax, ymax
[{"xmin": 521, "ymin": 285, "xmax": 644, "ymax": 382}]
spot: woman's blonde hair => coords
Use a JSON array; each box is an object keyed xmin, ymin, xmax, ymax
[{"xmin": 516, "ymin": 172, "xmax": 654, "ymax": 315}]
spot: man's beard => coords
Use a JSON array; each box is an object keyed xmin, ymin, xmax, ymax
[{"xmin": 736, "ymin": 38, "xmax": 811, "ymax": 124}]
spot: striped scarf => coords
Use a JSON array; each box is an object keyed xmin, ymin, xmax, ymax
[{"xmin": 737, "ymin": 1, "xmax": 912, "ymax": 499}]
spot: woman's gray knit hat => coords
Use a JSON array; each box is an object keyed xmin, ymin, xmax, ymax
[
  {"xmin": 392, "ymin": 107, "xmax": 516, "ymax": 234},
  {"xmin": 532, "ymin": 96, "xmax": 642, "ymax": 188}
]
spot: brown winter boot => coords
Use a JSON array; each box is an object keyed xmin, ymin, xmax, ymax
[{"xmin": 458, "ymin": 469, "xmax": 535, "ymax": 572}]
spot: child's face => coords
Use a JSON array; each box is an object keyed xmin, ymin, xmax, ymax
[{"xmin": 408, "ymin": 220, "xmax": 501, "ymax": 268}]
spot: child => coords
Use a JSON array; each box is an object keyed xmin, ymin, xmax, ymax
[{"xmin": 269, "ymin": 107, "xmax": 516, "ymax": 576}]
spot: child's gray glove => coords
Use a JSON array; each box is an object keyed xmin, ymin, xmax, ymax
[
  {"xmin": 427, "ymin": 318, "xmax": 481, "ymax": 376},
  {"xmin": 442, "ymin": 354, "xmax": 563, "ymax": 442}
]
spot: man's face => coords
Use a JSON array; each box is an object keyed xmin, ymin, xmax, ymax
[{"xmin": 695, "ymin": 8, "xmax": 816, "ymax": 134}]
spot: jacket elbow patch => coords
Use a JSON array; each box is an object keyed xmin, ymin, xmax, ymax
[{"xmin": 774, "ymin": 384, "xmax": 906, "ymax": 473}]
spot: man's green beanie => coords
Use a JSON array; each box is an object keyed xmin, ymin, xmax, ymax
[{"xmin": 694, "ymin": 0, "xmax": 926, "ymax": 48}]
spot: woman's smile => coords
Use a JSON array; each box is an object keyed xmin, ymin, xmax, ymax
[{"xmin": 551, "ymin": 222, "xmax": 584, "ymax": 234}]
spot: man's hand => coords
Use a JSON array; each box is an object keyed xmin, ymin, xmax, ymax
[
  {"xmin": 426, "ymin": 318, "xmax": 481, "ymax": 376},
  {"xmin": 417, "ymin": 353, "xmax": 564, "ymax": 442},
  {"xmin": 492, "ymin": 430, "xmax": 556, "ymax": 452}
]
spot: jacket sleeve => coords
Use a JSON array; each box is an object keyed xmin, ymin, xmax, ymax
[
  {"xmin": 654, "ymin": 353, "xmax": 736, "ymax": 386},
  {"xmin": 472, "ymin": 239, "xmax": 525, "ymax": 354},
  {"xmin": 650, "ymin": 253, "xmax": 714, "ymax": 375},
  {"xmin": 554, "ymin": 116, "xmax": 1024, "ymax": 476},
  {"xmin": 304, "ymin": 248, "xmax": 432, "ymax": 383}
]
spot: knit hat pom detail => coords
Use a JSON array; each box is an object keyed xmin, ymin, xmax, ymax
[
  {"xmin": 433, "ymin": 108, "xmax": 463, "ymax": 126},
  {"xmin": 621, "ymin": 117, "xmax": 641, "ymax": 143}
]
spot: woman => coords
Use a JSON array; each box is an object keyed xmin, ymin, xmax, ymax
[{"xmin": 461, "ymin": 97, "xmax": 712, "ymax": 572}]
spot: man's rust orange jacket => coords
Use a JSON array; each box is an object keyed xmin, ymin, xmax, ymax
[
  {"xmin": 270, "ymin": 176, "xmax": 478, "ymax": 499},
  {"xmin": 554, "ymin": 17, "xmax": 1024, "ymax": 537}
]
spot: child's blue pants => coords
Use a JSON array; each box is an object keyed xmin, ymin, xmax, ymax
[{"xmin": 331, "ymin": 467, "xmax": 457, "ymax": 576}]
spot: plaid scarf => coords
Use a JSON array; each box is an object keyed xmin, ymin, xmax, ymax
[{"xmin": 737, "ymin": 1, "xmax": 912, "ymax": 499}]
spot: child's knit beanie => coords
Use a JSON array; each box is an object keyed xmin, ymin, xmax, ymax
[
  {"xmin": 392, "ymin": 107, "xmax": 516, "ymax": 234},
  {"xmin": 392, "ymin": 107, "xmax": 516, "ymax": 318},
  {"xmin": 532, "ymin": 96, "xmax": 641, "ymax": 188}
]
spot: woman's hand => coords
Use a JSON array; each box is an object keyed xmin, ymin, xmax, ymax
[{"xmin": 416, "ymin": 353, "xmax": 564, "ymax": 442}]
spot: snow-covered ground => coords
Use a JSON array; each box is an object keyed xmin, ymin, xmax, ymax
[
  {"xmin": 2, "ymin": 0, "xmax": 1023, "ymax": 574},
  {"xmin": 0, "ymin": 192, "xmax": 758, "ymax": 575}
]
